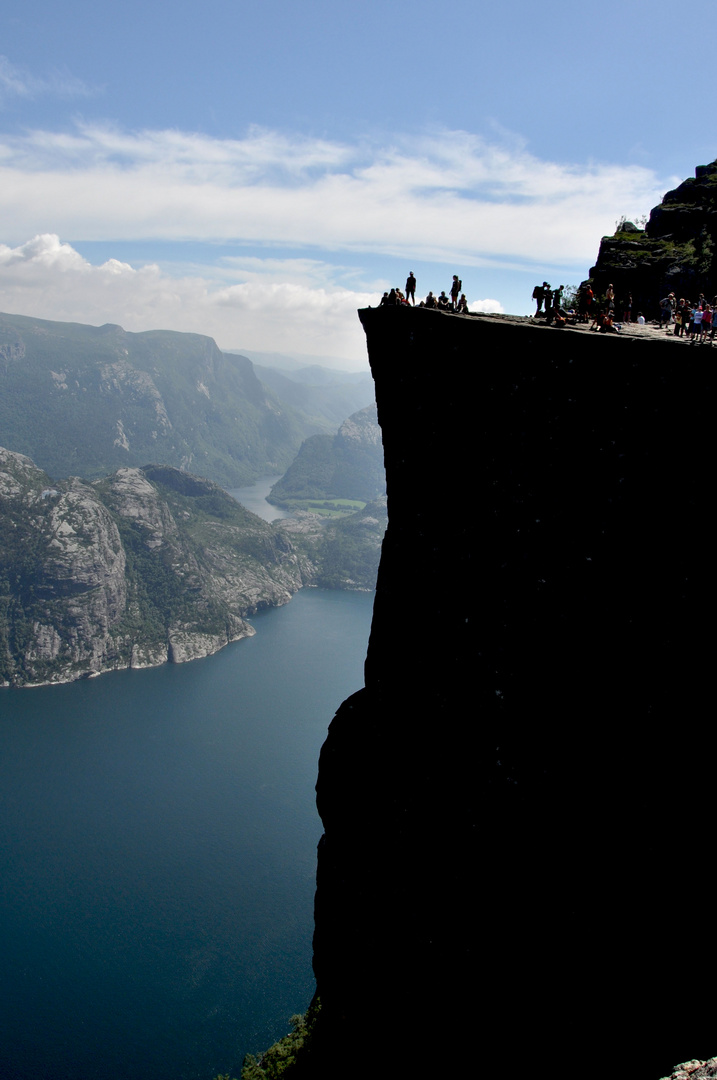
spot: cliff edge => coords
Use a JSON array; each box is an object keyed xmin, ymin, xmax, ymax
[{"xmin": 309, "ymin": 307, "xmax": 712, "ymax": 1078}]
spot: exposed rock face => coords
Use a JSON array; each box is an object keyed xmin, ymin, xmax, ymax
[
  {"xmin": 0, "ymin": 451, "xmax": 311, "ymax": 686},
  {"xmin": 309, "ymin": 308, "xmax": 712, "ymax": 1079},
  {"xmin": 589, "ymin": 160, "xmax": 717, "ymax": 315},
  {"xmin": 661, "ymin": 1062, "xmax": 717, "ymax": 1080}
]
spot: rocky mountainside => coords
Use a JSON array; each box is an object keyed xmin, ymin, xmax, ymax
[
  {"xmin": 589, "ymin": 160, "xmax": 717, "ymax": 316},
  {"xmin": 0, "ymin": 311, "xmax": 309, "ymax": 487},
  {"xmin": 276, "ymin": 496, "xmax": 387, "ymax": 591},
  {"xmin": 0, "ymin": 448, "xmax": 313, "ymax": 687},
  {"xmin": 268, "ymin": 404, "xmax": 385, "ymax": 506}
]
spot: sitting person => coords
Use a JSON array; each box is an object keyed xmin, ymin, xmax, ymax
[
  {"xmin": 599, "ymin": 311, "xmax": 620, "ymax": 332},
  {"xmin": 457, "ymin": 294, "xmax": 469, "ymax": 313},
  {"xmin": 425, "ymin": 291, "xmax": 437, "ymax": 308}
]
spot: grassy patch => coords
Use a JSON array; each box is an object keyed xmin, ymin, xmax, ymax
[{"xmin": 281, "ymin": 498, "xmax": 366, "ymax": 517}]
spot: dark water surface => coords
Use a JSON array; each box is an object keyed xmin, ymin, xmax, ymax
[{"xmin": 0, "ymin": 588, "xmax": 374, "ymax": 1080}]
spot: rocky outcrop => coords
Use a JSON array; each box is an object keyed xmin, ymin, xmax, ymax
[
  {"xmin": 661, "ymin": 1063, "xmax": 717, "ymax": 1080},
  {"xmin": 589, "ymin": 160, "xmax": 717, "ymax": 316},
  {"xmin": 307, "ymin": 307, "xmax": 713, "ymax": 1080},
  {"xmin": 0, "ymin": 451, "xmax": 311, "ymax": 686}
]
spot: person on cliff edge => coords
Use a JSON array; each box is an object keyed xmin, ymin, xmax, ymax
[
  {"xmin": 406, "ymin": 272, "xmax": 416, "ymax": 306},
  {"xmin": 532, "ymin": 281, "xmax": 547, "ymax": 314}
]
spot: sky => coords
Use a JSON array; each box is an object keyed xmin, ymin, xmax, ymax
[{"xmin": 0, "ymin": 0, "xmax": 714, "ymax": 369}]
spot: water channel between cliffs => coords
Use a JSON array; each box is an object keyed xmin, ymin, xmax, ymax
[{"xmin": 0, "ymin": 476, "xmax": 374, "ymax": 1080}]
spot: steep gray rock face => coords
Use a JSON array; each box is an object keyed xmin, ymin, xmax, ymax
[
  {"xmin": 0, "ymin": 454, "xmax": 128, "ymax": 684},
  {"xmin": 0, "ymin": 450, "xmax": 312, "ymax": 686},
  {"xmin": 100, "ymin": 468, "xmax": 183, "ymax": 548}
]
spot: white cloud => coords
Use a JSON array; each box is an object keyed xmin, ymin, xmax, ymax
[
  {"xmin": 470, "ymin": 298, "xmax": 504, "ymax": 314},
  {"xmin": 0, "ymin": 55, "xmax": 97, "ymax": 105},
  {"xmin": 0, "ymin": 124, "xmax": 675, "ymax": 359},
  {"xmin": 0, "ymin": 123, "xmax": 672, "ymax": 267},
  {"xmin": 0, "ymin": 234, "xmax": 374, "ymax": 364}
]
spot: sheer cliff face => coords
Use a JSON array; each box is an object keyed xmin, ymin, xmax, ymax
[
  {"xmin": 312, "ymin": 309, "xmax": 712, "ymax": 1079},
  {"xmin": 0, "ymin": 451, "xmax": 309, "ymax": 686}
]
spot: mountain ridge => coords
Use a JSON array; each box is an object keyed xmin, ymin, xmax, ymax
[{"xmin": 0, "ymin": 311, "xmax": 312, "ymax": 487}]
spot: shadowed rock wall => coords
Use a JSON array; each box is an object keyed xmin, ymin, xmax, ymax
[{"xmin": 310, "ymin": 308, "xmax": 712, "ymax": 1079}]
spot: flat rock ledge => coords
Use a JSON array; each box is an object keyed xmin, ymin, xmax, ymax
[{"xmin": 660, "ymin": 1060, "xmax": 717, "ymax": 1080}]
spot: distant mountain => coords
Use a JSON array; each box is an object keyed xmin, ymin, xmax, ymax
[
  {"xmin": 0, "ymin": 448, "xmax": 315, "ymax": 687},
  {"xmin": 251, "ymin": 362, "xmax": 375, "ymax": 428},
  {"xmin": 228, "ymin": 348, "xmax": 369, "ymax": 375},
  {"xmin": 0, "ymin": 443, "xmax": 385, "ymax": 686},
  {"xmin": 0, "ymin": 312, "xmax": 310, "ymax": 488},
  {"xmin": 268, "ymin": 404, "xmax": 385, "ymax": 506}
]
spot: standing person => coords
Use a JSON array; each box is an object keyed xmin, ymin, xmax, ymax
[
  {"xmin": 578, "ymin": 283, "xmax": 593, "ymax": 323},
  {"xmin": 543, "ymin": 285, "xmax": 553, "ymax": 315},
  {"xmin": 700, "ymin": 304, "xmax": 712, "ymax": 342},
  {"xmin": 623, "ymin": 293, "xmax": 633, "ymax": 323},
  {"xmin": 532, "ymin": 282, "xmax": 547, "ymax": 315},
  {"xmin": 710, "ymin": 297, "xmax": 717, "ymax": 342},
  {"xmin": 450, "ymin": 275, "xmax": 462, "ymax": 310},
  {"xmin": 659, "ymin": 294, "xmax": 674, "ymax": 329},
  {"xmin": 405, "ymin": 271, "xmax": 416, "ymax": 306},
  {"xmin": 605, "ymin": 283, "xmax": 615, "ymax": 311}
]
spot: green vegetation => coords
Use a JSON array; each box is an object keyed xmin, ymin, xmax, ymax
[
  {"xmin": 0, "ymin": 312, "xmax": 312, "ymax": 487},
  {"xmin": 313, "ymin": 498, "xmax": 386, "ymax": 589},
  {"xmin": 209, "ymin": 1004, "xmax": 320, "ymax": 1080},
  {"xmin": 276, "ymin": 498, "xmax": 366, "ymax": 517},
  {"xmin": 268, "ymin": 406, "xmax": 384, "ymax": 509}
]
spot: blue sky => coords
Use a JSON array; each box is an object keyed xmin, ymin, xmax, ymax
[{"xmin": 0, "ymin": 0, "xmax": 712, "ymax": 367}]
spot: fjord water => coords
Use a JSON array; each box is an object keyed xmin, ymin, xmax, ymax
[{"xmin": 0, "ymin": 585, "xmax": 374, "ymax": 1080}]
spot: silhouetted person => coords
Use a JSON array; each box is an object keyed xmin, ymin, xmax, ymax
[
  {"xmin": 533, "ymin": 281, "xmax": 547, "ymax": 314},
  {"xmin": 406, "ymin": 272, "xmax": 416, "ymax": 306}
]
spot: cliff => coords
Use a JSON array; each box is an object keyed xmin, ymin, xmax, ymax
[
  {"xmin": 308, "ymin": 307, "xmax": 712, "ymax": 1079},
  {"xmin": 589, "ymin": 160, "xmax": 717, "ymax": 315},
  {"xmin": 0, "ymin": 451, "xmax": 311, "ymax": 686}
]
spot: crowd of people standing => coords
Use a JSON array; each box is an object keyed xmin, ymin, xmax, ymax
[
  {"xmin": 378, "ymin": 272, "xmax": 470, "ymax": 313},
  {"xmin": 531, "ymin": 279, "xmax": 717, "ymax": 340},
  {"xmin": 657, "ymin": 292, "xmax": 717, "ymax": 342}
]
